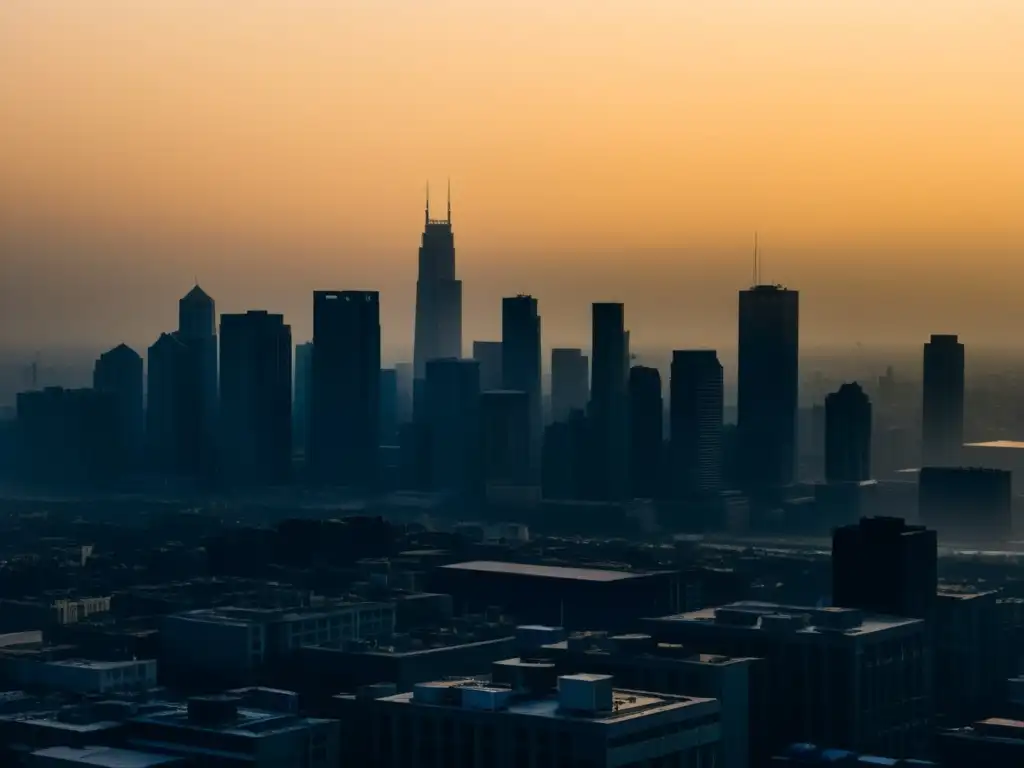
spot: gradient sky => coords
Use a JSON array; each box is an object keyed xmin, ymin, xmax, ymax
[{"xmin": 2, "ymin": 0, "xmax": 1024, "ymax": 356}]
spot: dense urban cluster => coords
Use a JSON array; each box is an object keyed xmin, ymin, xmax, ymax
[{"xmin": 0, "ymin": 201, "xmax": 1023, "ymax": 766}]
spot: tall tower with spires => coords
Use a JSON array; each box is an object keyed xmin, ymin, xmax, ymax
[{"xmin": 413, "ymin": 181, "xmax": 462, "ymax": 382}]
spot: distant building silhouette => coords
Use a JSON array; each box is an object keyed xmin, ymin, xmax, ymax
[
  {"xmin": 310, "ymin": 291, "xmax": 381, "ymax": 487},
  {"xmin": 551, "ymin": 348, "xmax": 589, "ymax": 423},
  {"xmin": 425, "ymin": 358, "xmax": 482, "ymax": 500},
  {"xmin": 481, "ymin": 390, "xmax": 531, "ymax": 491},
  {"xmin": 147, "ymin": 331, "xmax": 202, "ymax": 478},
  {"xmin": 737, "ymin": 284, "xmax": 799, "ymax": 492},
  {"xmin": 293, "ymin": 341, "xmax": 313, "ymax": 457},
  {"xmin": 629, "ymin": 365, "xmax": 663, "ymax": 498},
  {"xmin": 379, "ymin": 368, "xmax": 399, "ymax": 446},
  {"xmin": 413, "ymin": 186, "xmax": 461, "ymax": 380},
  {"xmin": 919, "ymin": 466, "xmax": 1011, "ymax": 542},
  {"xmin": 219, "ymin": 310, "xmax": 292, "ymax": 486},
  {"xmin": 501, "ymin": 296, "xmax": 542, "ymax": 479},
  {"xmin": 670, "ymin": 350, "xmax": 724, "ymax": 499},
  {"xmin": 472, "ymin": 341, "xmax": 503, "ymax": 392},
  {"xmin": 394, "ymin": 362, "xmax": 414, "ymax": 424},
  {"xmin": 177, "ymin": 284, "xmax": 219, "ymax": 479},
  {"xmin": 589, "ymin": 303, "xmax": 629, "ymax": 501},
  {"xmin": 542, "ymin": 409, "xmax": 590, "ymax": 500},
  {"xmin": 922, "ymin": 334, "xmax": 965, "ymax": 467},
  {"xmin": 92, "ymin": 343, "xmax": 144, "ymax": 468},
  {"xmin": 832, "ymin": 516, "xmax": 937, "ymax": 622},
  {"xmin": 825, "ymin": 382, "xmax": 872, "ymax": 483}
]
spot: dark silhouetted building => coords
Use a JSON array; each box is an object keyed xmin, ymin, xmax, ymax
[
  {"xmin": 147, "ymin": 331, "xmax": 202, "ymax": 477},
  {"xmin": 177, "ymin": 284, "xmax": 218, "ymax": 478},
  {"xmin": 413, "ymin": 187, "xmax": 461, "ymax": 379},
  {"xmin": 629, "ymin": 366, "xmax": 663, "ymax": 499},
  {"xmin": 922, "ymin": 334, "xmax": 965, "ymax": 467},
  {"xmin": 670, "ymin": 350, "xmax": 724, "ymax": 499},
  {"xmin": 425, "ymin": 358, "xmax": 482, "ymax": 500},
  {"xmin": 294, "ymin": 341, "xmax": 313, "ymax": 456},
  {"xmin": 472, "ymin": 341, "xmax": 503, "ymax": 392},
  {"xmin": 590, "ymin": 302, "xmax": 629, "ymax": 501},
  {"xmin": 832, "ymin": 516, "xmax": 937, "ymax": 621},
  {"xmin": 542, "ymin": 409, "xmax": 590, "ymax": 500},
  {"xmin": 310, "ymin": 290, "xmax": 381, "ymax": 487},
  {"xmin": 825, "ymin": 382, "xmax": 872, "ymax": 483},
  {"xmin": 93, "ymin": 343, "xmax": 144, "ymax": 467},
  {"xmin": 737, "ymin": 284, "xmax": 799, "ymax": 492},
  {"xmin": 219, "ymin": 310, "xmax": 292, "ymax": 485},
  {"xmin": 16, "ymin": 387, "xmax": 119, "ymax": 487},
  {"xmin": 501, "ymin": 296, "xmax": 542, "ymax": 478},
  {"xmin": 481, "ymin": 390, "xmax": 531, "ymax": 489},
  {"xmin": 919, "ymin": 466, "xmax": 1011, "ymax": 541},
  {"xmin": 551, "ymin": 348, "xmax": 589, "ymax": 423},
  {"xmin": 379, "ymin": 367, "xmax": 399, "ymax": 446}
]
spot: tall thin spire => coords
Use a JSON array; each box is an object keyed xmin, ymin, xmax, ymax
[
  {"xmin": 752, "ymin": 232, "xmax": 759, "ymax": 286},
  {"xmin": 425, "ymin": 181, "xmax": 430, "ymax": 226},
  {"xmin": 447, "ymin": 178, "xmax": 451, "ymax": 223}
]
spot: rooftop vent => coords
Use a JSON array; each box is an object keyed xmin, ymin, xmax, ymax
[
  {"xmin": 760, "ymin": 613, "xmax": 809, "ymax": 633},
  {"xmin": 558, "ymin": 674, "xmax": 614, "ymax": 713}
]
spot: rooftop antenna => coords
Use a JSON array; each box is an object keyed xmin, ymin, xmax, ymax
[
  {"xmin": 752, "ymin": 232, "xmax": 760, "ymax": 286},
  {"xmin": 446, "ymin": 178, "xmax": 451, "ymax": 223},
  {"xmin": 425, "ymin": 181, "xmax": 430, "ymax": 225}
]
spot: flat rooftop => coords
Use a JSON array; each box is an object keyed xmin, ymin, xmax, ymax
[
  {"xmin": 48, "ymin": 659, "xmax": 154, "ymax": 671},
  {"xmin": 652, "ymin": 601, "xmax": 921, "ymax": 637},
  {"xmin": 30, "ymin": 746, "xmax": 182, "ymax": 767},
  {"xmin": 440, "ymin": 561, "xmax": 649, "ymax": 582},
  {"xmin": 132, "ymin": 704, "xmax": 330, "ymax": 738},
  {"xmin": 170, "ymin": 603, "xmax": 389, "ymax": 626},
  {"xmin": 964, "ymin": 440, "xmax": 1024, "ymax": 450}
]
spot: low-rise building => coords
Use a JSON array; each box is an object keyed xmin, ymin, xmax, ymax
[{"xmin": 29, "ymin": 745, "xmax": 185, "ymax": 767}]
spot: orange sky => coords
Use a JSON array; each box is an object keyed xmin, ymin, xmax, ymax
[{"xmin": 1, "ymin": 1, "xmax": 1024, "ymax": 353}]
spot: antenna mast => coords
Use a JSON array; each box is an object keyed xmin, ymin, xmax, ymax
[
  {"xmin": 446, "ymin": 178, "xmax": 451, "ymax": 223},
  {"xmin": 752, "ymin": 232, "xmax": 759, "ymax": 286},
  {"xmin": 425, "ymin": 181, "xmax": 430, "ymax": 225}
]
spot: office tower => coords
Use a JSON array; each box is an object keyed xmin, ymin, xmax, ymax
[
  {"xmin": 670, "ymin": 350, "xmax": 724, "ymax": 499},
  {"xmin": 219, "ymin": 311, "xmax": 292, "ymax": 485},
  {"xmin": 177, "ymin": 285, "xmax": 219, "ymax": 473},
  {"xmin": 413, "ymin": 186, "xmax": 462, "ymax": 379},
  {"xmin": 310, "ymin": 291, "xmax": 381, "ymax": 487},
  {"xmin": 472, "ymin": 341, "xmax": 503, "ymax": 392},
  {"xmin": 919, "ymin": 466, "xmax": 1011, "ymax": 541},
  {"xmin": 737, "ymin": 284, "xmax": 799, "ymax": 492},
  {"xmin": 293, "ymin": 341, "xmax": 313, "ymax": 456},
  {"xmin": 629, "ymin": 366, "xmax": 663, "ymax": 499},
  {"xmin": 542, "ymin": 410, "xmax": 590, "ymax": 500},
  {"xmin": 379, "ymin": 368, "xmax": 399, "ymax": 445},
  {"xmin": 501, "ymin": 296, "xmax": 542, "ymax": 477},
  {"xmin": 551, "ymin": 348, "xmax": 589, "ymax": 423},
  {"xmin": 825, "ymin": 382, "xmax": 872, "ymax": 483},
  {"xmin": 394, "ymin": 362, "xmax": 414, "ymax": 424},
  {"xmin": 92, "ymin": 343, "xmax": 144, "ymax": 465},
  {"xmin": 16, "ymin": 387, "xmax": 119, "ymax": 488},
  {"xmin": 147, "ymin": 331, "xmax": 202, "ymax": 477},
  {"xmin": 808, "ymin": 403, "xmax": 826, "ymax": 479},
  {"xmin": 922, "ymin": 334, "xmax": 965, "ymax": 467},
  {"xmin": 481, "ymin": 390, "xmax": 531, "ymax": 488},
  {"xmin": 832, "ymin": 516, "xmax": 937, "ymax": 621},
  {"xmin": 590, "ymin": 303, "xmax": 629, "ymax": 501},
  {"xmin": 425, "ymin": 358, "xmax": 482, "ymax": 499}
]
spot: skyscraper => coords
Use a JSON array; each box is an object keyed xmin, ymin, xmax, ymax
[
  {"xmin": 670, "ymin": 350, "xmax": 724, "ymax": 499},
  {"xmin": 481, "ymin": 390, "xmax": 531, "ymax": 488},
  {"xmin": 832, "ymin": 516, "xmax": 937, "ymax": 622},
  {"xmin": 310, "ymin": 291, "xmax": 381, "ymax": 487},
  {"xmin": 629, "ymin": 365, "xmax": 663, "ymax": 499},
  {"xmin": 737, "ymin": 284, "xmax": 799, "ymax": 492},
  {"xmin": 922, "ymin": 334, "xmax": 965, "ymax": 467},
  {"xmin": 379, "ymin": 368, "xmax": 399, "ymax": 445},
  {"xmin": 472, "ymin": 341, "xmax": 504, "ymax": 392},
  {"xmin": 93, "ymin": 343, "xmax": 144, "ymax": 465},
  {"xmin": 825, "ymin": 382, "xmax": 872, "ymax": 484},
  {"xmin": 590, "ymin": 302, "xmax": 629, "ymax": 501},
  {"xmin": 177, "ymin": 284, "xmax": 219, "ymax": 480},
  {"xmin": 294, "ymin": 341, "xmax": 313, "ymax": 456},
  {"xmin": 219, "ymin": 311, "xmax": 292, "ymax": 485},
  {"xmin": 502, "ymin": 295, "xmax": 542, "ymax": 477},
  {"xmin": 551, "ymin": 348, "xmax": 589, "ymax": 423},
  {"xmin": 147, "ymin": 331, "xmax": 200, "ymax": 477},
  {"xmin": 425, "ymin": 358, "xmax": 482, "ymax": 500},
  {"xmin": 413, "ymin": 185, "xmax": 462, "ymax": 380}
]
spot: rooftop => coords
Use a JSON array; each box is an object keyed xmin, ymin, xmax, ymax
[
  {"xmin": 964, "ymin": 440, "xmax": 1024, "ymax": 450},
  {"xmin": 170, "ymin": 602, "xmax": 388, "ymax": 626},
  {"xmin": 30, "ymin": 746, "xmax": 181, "ymax": 767},
  {"xmin": 440, "ymin": 561, "xmax": 649, "ymax": 582},
  {"xmin": 48, "ymin": 659, "xmax": 155, "ymax": 671},
  {"xmin": 132, "ymin": 703, "xmax": 330, "ymax": 738}
]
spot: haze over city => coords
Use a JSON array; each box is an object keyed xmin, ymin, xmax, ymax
[{"xmin": 3, "ymin": 1, "xmax": 1024, "ymax": 356}]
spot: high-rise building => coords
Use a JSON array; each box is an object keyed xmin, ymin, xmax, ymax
[
  {"xmin": 550, "ymin": 348, "xmax": 589, "ymax": 423},
  {"xmin": 310, "ymin": 291, "xmax": 381, "ymax": 487},
  {"xmin": 589, "ymin": 303, "xmax": 629, "ymax": 501},
  {"xmin": 919, "ymin": 466, "xmax": 1011, "ymax": 542},
  {"xmin": 922, "ymin": 334, "xmax": 965, "ymax": 467},
  {"xmin": 481, "ymin": 390, "xmax": 531, "ymax": 488},
  {"xmin": 219, "ymin": 311, "xmax": 292, "ymax": 485},
  {"xmin": 737, "ymin": 285, "xmax": 799, "ymax": 492},
  {"xmin": 472, "ymin": 341, "xmax": 504, "ymax": 392},
  {"xmin": 379, "ymin": 368, "xmax": 399, "ymax": 446},
  {"xmin": 670, "ymin": 350, "xmax": 724, "ymax": 499},
  {"xmin": 501, "ymin": 296, "xmax": 542, "ymax": 477},
  {"xmin": 629, "ymin": 365, "xmax": 663, "ymax": 499},
  {"xmin": 425, "ymin": 358, "xmax": 482, "ymax": 499},
  {"xmin": 147, "ymin": 331, "xmax": 201, "ymax": 478},
  {"xmin": 177, "ymin": 284, "xmax": 219, "ymax": 477},
  {"xmin": 293, "ymin": 341, "xmax": 313, "ymax": 456},
  {"xmin": 825, "ymin": 382, "xmax": 872, "ymax": 483},
  {"xmin": 413, "ymin": 186, "xmax": 462, "ymax": 379},
  {"xmin": 93, "ymin": 343, "xmax": 144, "ymax": 466},
  {"xmin": 394, "ymin": 362, "xmax": 414, "ymax": 424},
  {"xmin": 832, "ymin": 516, "xmax": 937, "ymax": 622}
]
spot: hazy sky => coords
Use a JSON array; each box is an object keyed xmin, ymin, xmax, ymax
[{"xmin": 2, "ymin": 1, "xmax": 1024, "ymax": 356}]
